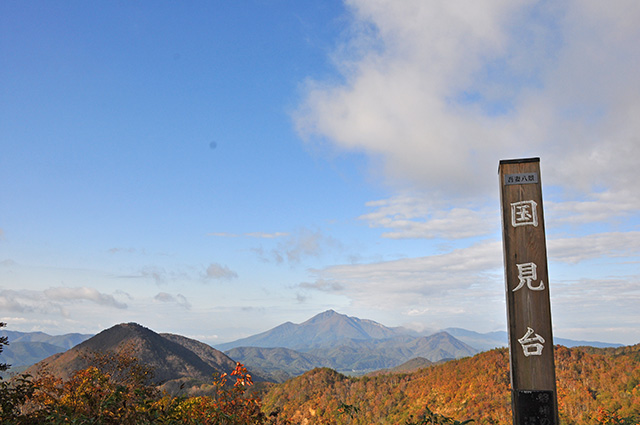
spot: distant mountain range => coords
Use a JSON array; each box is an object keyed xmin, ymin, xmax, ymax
[
  {"xmin": 218, "ymin": 310, "xmax": 477, "ymax": 378},
  {"xmin": 442, "ymin": 327, "xmax": 624, "ymax": 351},
  {"xmin": 0, "ymin": 330, "xmax": 91, "ymax": 353},
  {"xmin": 1, "ymin": 310, "xmax": 624, "ymax": 383},
  {"xmin": 0, "ymin": 329, "xmax": 92, "ymax": 377},
  {"xmin": 216, "ymin": 310, "xmax": 623, "ymax": 379}
]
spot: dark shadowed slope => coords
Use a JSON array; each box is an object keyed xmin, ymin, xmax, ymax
[{"xmin": 24, "ymin": 323, "xmax": 241, "ymax": 391}]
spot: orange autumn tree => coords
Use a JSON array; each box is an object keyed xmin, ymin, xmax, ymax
[
  {"xmin": 19, "ymin": 347, "xmax": 267, "ymax": 425},
  {"xmin": 25, "ymin": 347, "xmax": 159, "ymax": 424},
  {"xmin": 153, "ymin": 362, "xmax": 265, "ymax": 425}
]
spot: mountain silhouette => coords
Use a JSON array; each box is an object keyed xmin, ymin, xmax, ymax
[
  {"xmin": 216, "ymin": 309, "xmax": 413, "ymax": 351},
  {"xmin": 24, "ymin": 323, "xmax": 240, "ymax": 393},
  {"xmin": 218, "ymin": 310, "xmax": 477, "ymax": 376}
]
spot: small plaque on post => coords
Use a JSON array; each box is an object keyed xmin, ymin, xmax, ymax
[{"xmin": 505, "ymin": 173, "xmax": 539, "ymax": 185}]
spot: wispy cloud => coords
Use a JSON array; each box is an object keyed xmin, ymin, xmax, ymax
[
  {"xmin": 0, "ymin": 287, "xmax": 128, "ymax": 313},
  {"xmin": 108, "ymin": 247, "xmax": 137, "ymax": 254},
  {"xmin": 302, "ymin": 228, "xmax": 640, "ymax": 302},
  {"xmin": 550, "ymin": 274, "xmax": 640, "ymax": 342},
  {"xmin": 118, "ymin": 266, "xmax": 193, "ymax": 286},
  {"xmin": 299, "ymin": 279, "xmax": 345, "ymax": 292},
  {"xmin": 118, "ymin": 263, "xmax": 240, "ymax": 284},
  {"xmin": 204, "ymin": 263, "xmax": 238, "ymax": 280},
  {"xmin": 546, "ymin": 190, "xmax": 640, "ymax": 226},
  {"xmin": 208, "ymin": 232, "xmax": 289, "ymax": 238},
  {"xmin": 119, "ymin": 266, "xmax": 171, "ymax": 285},
  {"xmin": 548, "ymin": 232, "xmax": 640, "ymax": 264},
  {"xmin": 44, "ymin": 287, "xmax": 128, "ymax": 309},
  {"xmin": 302, "ymin": 240, "xmax": 503, "ymax": 310},
  {"xmin": 245, "ymin": 232, "xmax": 289, "ymax": 239},
  {"xmin": 154, "ymin": 292, "xmax": 192, "ymax": 310},
  {"xmin": 360, "ymin": 195, "xmax": 499, "ymax": 239},
  {"xmin": 0, "ymin": 290, "xmax": 33, "ymax": 313},
  {"xmin": 253, "ymin": 227, "xmax": 342, "ymax": 265}
]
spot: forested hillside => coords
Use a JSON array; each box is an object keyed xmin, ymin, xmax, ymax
[
  {"xmin": 2, "ymin": 335, "xmax": 638, "ymax": 424},
  {"xmin": 261, "ymin": 345, "xmax": 640, "ymax": 425}
]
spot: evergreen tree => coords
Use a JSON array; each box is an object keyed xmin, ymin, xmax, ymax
[{"xmin": 0, "ymin": 322, "xmax": 9, "ymax": 374}]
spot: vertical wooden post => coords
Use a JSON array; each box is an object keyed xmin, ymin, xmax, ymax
[{"xmin": 499, "ymin": 158, "xmax": 559, "ymax": 425}]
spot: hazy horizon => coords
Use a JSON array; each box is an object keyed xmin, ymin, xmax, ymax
[{"xmin": 0, "ymin": 308, "xmax": 629, "ymax": 348}]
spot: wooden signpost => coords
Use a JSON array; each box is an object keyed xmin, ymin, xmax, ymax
[{"xmin": 499, "ymin": 158, "xmax": 559, "ymax": 425}]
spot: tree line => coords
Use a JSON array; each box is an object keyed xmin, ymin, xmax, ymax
[{"xmin": 2, "ymin": 322, "xmax": 639, "ymax": 424}]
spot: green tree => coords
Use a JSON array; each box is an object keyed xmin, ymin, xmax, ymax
[
  {"xmin": 0, "ymin": 322, "xmax": 9, "ymax": 373},
  {"xmin": 0, "ymin": 323, "xmax": 35, "ymax": 423}
]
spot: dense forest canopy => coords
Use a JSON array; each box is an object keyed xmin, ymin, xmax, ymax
[{"xmin": 1, "ymin": 339, "xmax": 639, "ymax": 424}]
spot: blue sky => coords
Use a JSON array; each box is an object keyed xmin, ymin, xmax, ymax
[{"xmin": 1, "ymin": 1, "xmax": 639, "ymax": 346}]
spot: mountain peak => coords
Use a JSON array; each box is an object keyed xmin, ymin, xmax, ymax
[
  {"xmin": 25, "ymin": 323, "xmax": 239, "ymax": 393},
  {"xmin": 217, "ymin": 310, "xmax": 405, "ymax": 351},
  {"xmin": 315, "ymin": 309, "xmax": 340, "ymax": 318},
  {"xmin": 303, "ymin": 309, "xmax": 344, "ymax": 324},
  {"xmin": 76, "ymin": 322, "xmax": 158, "ymax": 352}
]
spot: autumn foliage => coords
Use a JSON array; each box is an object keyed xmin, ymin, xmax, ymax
[
  {"xmin": 1, "ymin": 340, "xmax": 639, "ymax": 425},
  {"xmin": 261, "ymin": 345, "xmax": 640, "ymax": 425},
  {"xmin": 0, "ymin": 350, "xmax": 267, "ymax": 425}
]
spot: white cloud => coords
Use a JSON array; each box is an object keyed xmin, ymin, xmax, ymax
[
  {"xmin": 188, "ymin": 334, "xmax": 220, "ymax": 343},
  {"xmin": 360, "ymin": 195, "xmax": 499, "ymax": 239},
  {"xmin": 291, "ymin": 1, "xmax": 640, "ymax": 342},
  {"xmin": 205, "ymin": 263, "xmax": 238, "ymax": 280},
  {"xmin": 154, "ymin": 292, "xmax": 174, "ymax": 303},
  {"xmin": 253, "ymin": 227, "xmax": 342, "ymax": 265},
  {"xmin": 299, "ymin": 279, "xmax": 345, "ymax": 292},
  {"xmin": 154, "ymin": 292, "xmax": 192, "ymax": 310},
  {"xmin": 303, "ymin": 229, "xmax": 640, "ymax": 305},
  {"xmin": 174, "ymin": 294, "xmax": 191, "ymax": 309},
  {"xmin": 119, "ymin": 266, "xmax": 169, "ymax": 285},
  {"xmin": 300, "ymin": 226, "xmax": 640, "ymax": 335},
  {"xmin": 296, "ymin": 0, "xmax": 640, "ymax": 203},
  {"xmin": 245, "ymin": 232, "xmax": 289, "ymax": 239},
  {"xmin": 546, "ymin": 190, "xmax": 640, "ymax": 226},
  {"xmin": 0, "ymin": 290, "xmax": 31, "ymax": 313},
  {"xmin": 303, "ymin": 240, "xmax": 503, "ymax": 310},
  {"xmin": 281, "ymin": 228, "xmax": 340, "ymax": 263},
  {"xmin": 119, "ymin": 266, "xmax": 191, "ymax": 286},
  {"xmin": 551, "ymin": 275, "xmax": 640, "ymax": 342},
  {"xmin": 44, "ymin": 287, "xmax": 128, "ymax": 309},
  {"xmin": 0, "ymin": 286, "xmax": 128, "ymax": 314},
  {"xmin": 548, "ymin": 232, "xmax": 640, "ymax": 264}
]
